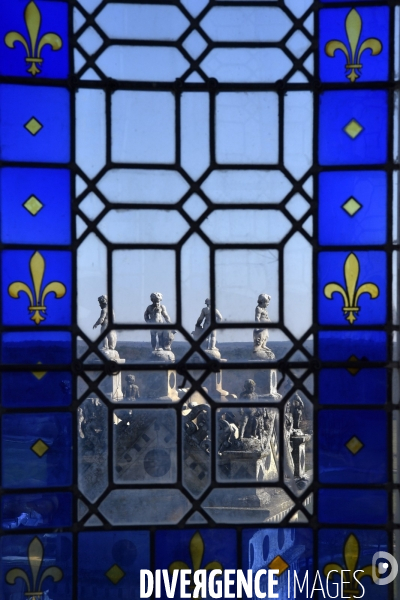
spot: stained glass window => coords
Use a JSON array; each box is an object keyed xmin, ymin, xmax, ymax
[{"xmin": 0, "ymin": 1, "xmax": 398, "ymax": 599}]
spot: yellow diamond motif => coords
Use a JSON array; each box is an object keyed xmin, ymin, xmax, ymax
[
  {"xmin": 268, "ymin": 555, "xmax": 289, "ymax": 576},
  {"xmin": 344, "ymin": 119, "xmax": 363, "ymax": 139},
  {"xmin": 342, "ymin": 197, "xmax": 362, "ymax": 217},
  {"xmin": 346, "ymin": 436, "xmax": 364, "ymax": 455},
  {"xmin": 347, "ymin": 355, "xmax": 361, "ymax": 376},
  {"xmin": 24, "ymin": 117, "xmax": 43, "ymax": 136},
  {"xmin": 32, "ymin": 361, "xmax": 47, "ymax": 380},
  {"xmin": 105, "ymin": 564, "xmax": 125, "ymax": 585},
  {"xmin": 23, "ymin": 195, "xmax": 44, "ymax": 216},
  {"xmin": 31, "ymin": 439, "xmax": 49, "ymax": 457}
]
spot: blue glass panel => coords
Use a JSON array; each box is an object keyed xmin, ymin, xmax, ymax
[
  {"xmin": 78, "ymin": 531, "xmax": 150, "ymax": 599},
  {"xmin": 319, "ymin": 409, "xmax": 387, "ymax": 483},
  {"xmin": 2, "ymin": 332, "xmax": 72, "ymax": 407},
  {"xmin": 319, "ymin": 331, "xmax": 387, "ymax": 405},
  {"xmin": 319, "ymin": 251, "xmax": 386, "ymax": 325},
  {"xmin": 155, "ymin": 529, "xmax": 236, "ymax": 599},
  {"xmin": 242, "ymin": 528, "xmax": 313, "ymax": 599},
  {"xmin": 0, "ymin": 167, "xmax": 71, "ymax": 245},
  {"xmin": 319, "ymin": 91, "xmax": 388, "ymax": 165},
  {"xmin": 319, "ymin": 530, "xmax": 388, "ymax": 600},
  {"xmin": 319, "ymin": 171, "xmax": 386, "ymax": 246},
  {"xmin": 1, "ymin": 533, "xmax": 72, "ymax": 600},
  {"xmin": 319, "ymin": 489, "xmax": 387, "ymax": 525},
  {"xmin": 2, "ymin": 250, "xmax": 71, "ymax": 326},
  {"xmin": 319, "ymin": 7, "xmax": 389, "ymax": 83},
  {"xmin": 0, "ymin": 84, "xmax": 70, "ymax": 162},
  {"xmin": 2, "ymin": 412, "xmax": 72, "ymax": 488},
  {"xmin": 0, "ymin": 0, "xmax": 68, "ymax": 79},
  {"xmin": 2, "ymin": 492, "xmax": 72, "ymax": 530}
]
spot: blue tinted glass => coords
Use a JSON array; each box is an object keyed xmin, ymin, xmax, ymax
[
  {"xmin": 243, "ymin": 528, "xmax": 313, "ymax": 599},
  {"xmin": 156, "ymin": 529, "xmax": 236, "ymax": 599},
  {"xmin": 0, "ymin": 167, "xmax": 71, "ymax": 244},
  {"xmin": 0, "ymin": 0, "xmax": 68, "ymax": 79},
  {"xmin": 319, "ymin": 530, "xmax": 388, "ymax": 600},
  {"xmin": 1, "ymin": 492, "xmax": 72, "ymax": 530},
  {"xmin": 2, "ymin": 413, "xmax": 72, "ymax": 488},
  {"xmin": 319, "ymin": 331, "xmax": 387, "ymax": 405},
  {"xmin": 319, "ymin": 409, "xmax": 387, "ymax": 483},
  {"xmin": 2, "ymin": 332, "xmax": 72, "ymax": 407},
  {"xmin": 1, "ymin": 533, "xmax": 72, "ymax": 600},
  {"xmin": 0, "ymin": 84, "xmax": 70, "ymax": 162},
  {"xmin": 78, "ymin": 531, "xmax": 150, "ymax": 599},
  {"xmin": 319, "ymin": 171, "xmax": 386, "ymax": 246},
  {"xmin": 319, "ymin": 251, "xmax": 386, "ymax": 325},
  {"xmin": 319, "ymin": 490, "xmax": 387, "ymax": 525},
  {"xmin": 2, "ymin": 250, "xmax": 71, "ymax": 326},
  {"xmin": 319, "ymin": 7, "xmax": 389, "ymax": 83},
  {"xmin": 319, "ymin": 91, "xmax": 388, "ymax": 165}
]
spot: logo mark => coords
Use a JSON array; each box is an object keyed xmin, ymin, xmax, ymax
[{"xmin": 372, "ymin": 551, "xmax": 398, "ymax": 586}]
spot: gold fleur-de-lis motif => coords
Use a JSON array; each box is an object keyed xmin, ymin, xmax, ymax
[
  {"xmin": 5, "ymin": 1, "xmax": 62, "ymax": 76},
  {"xmin": 324, "ymin": 533, "xmax": 379, "ymax": 599},
  {"xmin": 324, "ymin": 253, "xmax": 379, "ymax": 325},
  {"xmin": 8, "ymin": 251, "xmax": 66, "ymax": 325},
  {"xmin": 325, "ymin": 8, "xmax": 382, "ymax": 83},
  {"xmin": 169, "ymin": 532, "xmax": 223, "ymax": 598},
  {"xmin": 6, "ymin": 536, "xmax": 63, "ymax": 600}
]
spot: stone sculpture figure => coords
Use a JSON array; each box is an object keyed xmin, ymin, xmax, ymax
[
  {"xmin": 218, "ymin": 404, "xmax": 277, "ymax": 478},
  {"xmin": 123, "ymin": 375, "xmax": 140, "ymax": 401},
  {"xmin": 240, "ymin": 379, "xmax": 258, "ymax": 401},
  {"xmin": 218, "ymin": 413, "xmax": 239, "ymax": 454},
  {"xmin": 253, "ymin": 293, "xmax": 275, "ymax": 360},
  {"xmin": 93, "ymin": 295, "xmax": 117, "ymax": 354},
  {"xmin": 290, "ymin": 393, "xmax": 304, "ymax": 430},
  {"xmin": 284, "ymin": 396, "xmax": 312, "ymax": 490},
  {"xmin": 284, "ymin": 402, "xmax": 296, "ymax": 474},
  {"xmin": 183, "ymin": 403, "xmax": 210, "ymax": 454},
  {"xmin": 193, "ymin": 298, "xmax": 223, "ymax": 353},
  {"xmin": 144, "ymin": 292, "xmax": 176, "ymax": 356}
]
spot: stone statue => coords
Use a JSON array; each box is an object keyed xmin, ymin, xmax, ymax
[
  {"xmin": 253, "ymin": 293, "xmax": 275, "ymax": 360},
  {"xmin": 240, "ymin": 379, "xmax": 258, "ymax": 401},
  {"xmin": 284, "ymin": 396, "xmax": 312, "ymax": 490},
  {"xmin": 183, "ymin": 402, "xmax": 210, "ymax": 454},
  {"xmin": 144, "ymin": 292, "xmax": 176, "ymax": 359},
  {"xmin": 284, "ymin": 402, "xmax": 295, "ymax": 474},
  {"xmin": 93, "ymin": 295, "xmax": 118, "ymax": 356},
  {"xmin": 218, "ymin": 406, "xmax": 275, "ymax": 450},
  {"xmin": 290, "ymin": 393, "xmax": 304, "ymax": 430},
  {"xmin": 218, "ymin": 413, "xmax": 239, "ymax": 454},
  {"xmin": 123, "ymin": 375, "xmax": 140, "ymax": 401},
  {"xmin": 193, "ymin": 299, "xmax": 223, "ymax": 357}
]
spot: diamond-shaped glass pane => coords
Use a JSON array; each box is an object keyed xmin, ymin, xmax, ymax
[
  {"xmin": 286, "ymin": 30, "xmax": 311, "ymax": 58},
  {"xmin": 268, "ymin": 555, "xmax": 289, "ymax": 575},
  {"xmin": 24, "ymin": 117, "xmax": 43, "ymax": 136},
  {"xmin": 31, "ymin": 439, "xmax": 49, "ymax": 457},
  {"xmin": 79, "ymin": 192, "xmax": 105, "ymax": 220},
  {"xmin": 344, "ymin": 119, "xmax": 363, "ymax": 139},
  {"xmin": 342, "ymin": 197, "xmax": 362, "ymax": 216},
  {"xmin": 346, "ymin": 436, "xmax": 364, "ymax": 455},
  {"xmin": 23, "ymin": 195, "xmax": 44, "ymax": 216},
  {"xmin": 182, "ymin": 30, "xmax": 208, "ymax": 59},
  {"xmin": 78, "ymin": 27, "xmax": 103, "ymax": 55},
  {"xmin": 182, "ymin": 194, "xmax": 208, "ymax": 220},
  {"xmin": 285, "ymin": 194, "xmax": 310, "ymax": 220}
]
